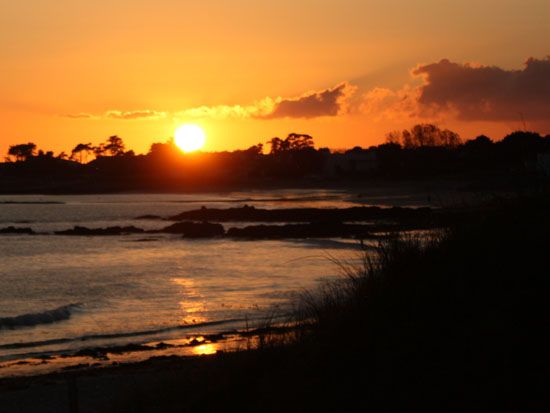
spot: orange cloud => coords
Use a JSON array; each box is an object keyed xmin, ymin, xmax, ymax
[
  {"xmin": 64, "ymin": 83, "xmax": 356, "ymax": 123},
  {"xmin": 358, "ymin": 86, "xmax": 420, "ymax": 121},
  {"xmin": 174, "ymin": 98, "xmax": 276, "ymax": 120},
  {"xmin": 105, "ymin": 110, "xmax": 167, "ymax": 120},
  {"xmin": 64, "ymin": 110, "xmax": 166, "ymax": 120},
  {"xmin": 63, "ymin": 57, "xmax": 550, "ymax": 130}
]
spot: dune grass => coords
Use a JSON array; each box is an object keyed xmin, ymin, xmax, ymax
[{"xmin": 283, "ymin": 196, "xmax": 549, "ymax": 410}]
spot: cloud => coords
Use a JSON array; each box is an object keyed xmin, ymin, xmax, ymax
[
  {"xmin": 64, "ymin": 110, "xmax": 166, "ymax": 120},
  {"xmin": 65, "ymin": 58, "xmax": 549, "ymax": 128},
  {"xmin": 64, "ymin": 83, "xmax": 355, "ymax": 122},
  {"xmin": 64, "ymin": 112, "xmax": 97, "ymax": 119},
  {"xmin": 413, "ymin": 57, "xmax": 550, "ymax": 121},
  {"xmin": 105, "ymin": 110, "xmax": 167, "ymax": 120},
  {"xmin": 359, "ymin": 86, "xmax": 420, "ymax": 122},
  {"xmin": 175, "ymin": 82, "xmax": 357, "ymax": 121},
  {"xmin": 174, "ymin": 98, "xmax": 276, "ymax": 120},
  {"xmin": 262, "ymin": 82, "xmax": 357, "ymax": 119}
]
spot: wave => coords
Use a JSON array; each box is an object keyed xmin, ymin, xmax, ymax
[
  {"xmin": 0, "ymin": 316, "xmax": 280, "ymax": 351},
  {"xmin": 0, "ymin": 303, "xmax": 81, "ymax": 330}
]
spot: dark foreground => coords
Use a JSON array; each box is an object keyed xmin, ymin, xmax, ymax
[{"xmin": 0, "ymin": 196, "xmax": 548, "ymax": 412}]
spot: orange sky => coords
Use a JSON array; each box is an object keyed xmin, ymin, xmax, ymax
[{"xmin": 1, "ymin": 0, "xmax": 549, "ymax": 156}]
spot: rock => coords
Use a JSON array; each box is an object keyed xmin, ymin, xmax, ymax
[
  {"xmin": 169, "ymin": 205, "xmax": 433, "ymax": 223},
  {"xmin": 55, "ymin": 226, "xmax": 145, "ymax": 236},
  {"xmin": 158, "ymin": 221, "xmax": 225, "ymax": 238},
  {"xmin": 135, "ymin": 214, "xmax": 163, "ymax": 220},
  {"xmin": 226, "ymin": 222, "xmax": 372, "ymax": 239}
]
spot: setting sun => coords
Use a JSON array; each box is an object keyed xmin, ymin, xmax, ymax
[{"xmin": 175, "ymin": 125, "xmax": 206, "ymax": 153}]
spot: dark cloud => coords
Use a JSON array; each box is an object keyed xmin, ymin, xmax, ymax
[
  {"xmin": 414, "ymin": 57, "xmax": 550, "ymax": 121},
  {"xmin": 262, "ymin": 83, "xmax": 356, "ymax": 119}
]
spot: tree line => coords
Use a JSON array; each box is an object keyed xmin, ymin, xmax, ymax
[{"xmin": 5, "ymin": 135, "xmax": 129, "ymax": 163}]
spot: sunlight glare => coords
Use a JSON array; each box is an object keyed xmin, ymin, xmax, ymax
[
  {"xmin": 174, "ymin": 124, "xmax": 206, "ymax": 153},
  {"xmin": 192, "ymin": 343, "xmax": 218, "ymax": 355}
]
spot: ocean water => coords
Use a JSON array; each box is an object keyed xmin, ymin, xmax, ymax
[{"xmin": 0, "ymin": 189, "xmax": 427, "ymax": 371}]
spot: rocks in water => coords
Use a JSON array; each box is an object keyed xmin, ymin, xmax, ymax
[
  {"xmin": 0, "ymin": 226, "xmax": 35, "ymax": 235},
  {"xmin": 226, "ymin": 222, "xmax": 372, "ymax": 240},
  {"xmin": 158, "ymin": 221, "xmax": 225, "ymax": 238},
  {"xmin": 169, "ymin": 205, "xmax": 432, "ymax": 223},
  {"xmin": 135, "ymin": 214, "xmax": 163, "ymax": 220},
  {"xmin": 55, "ymin": 226, "xmax": 145, "ymax": 236},
  {"xmin": 75, "ymin": 343, "xmax": 151, "ymax": 358}
]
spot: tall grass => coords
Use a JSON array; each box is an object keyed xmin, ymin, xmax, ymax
[{"xmin": 283, "ymin": 197, "xmax": 549, "ymax": 410}]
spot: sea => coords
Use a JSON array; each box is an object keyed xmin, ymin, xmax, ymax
[{"xmin": 0, "ymin": 189, "xmax": 430, "ymax": 376}]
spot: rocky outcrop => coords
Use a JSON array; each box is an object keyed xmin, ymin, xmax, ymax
[
  {"xmin": 55, "ymin": 226, "xmax": 145, "ymax": 236},
  {"xmin": 226, "ymin": 222, "xmax": 373, "ymax": 240},
  {"xmin": 169, "ymin": 205, "xmax": 432, "ymax": 223},
  {"xmin": 135, "ymin": 215, "xmax": 164, "ymax": 220},
  {"xmin": 158, "ymin": 221, "xmax": 225, "ymax": 238}
]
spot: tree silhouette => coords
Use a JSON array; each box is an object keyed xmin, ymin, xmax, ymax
[
  {"xmin": 388, "ymin": 124, "xmax": 461, "ymax": 148},
  {"xmin": 244, "ymin": 143, "xmax": 263, "ymax": 155},
  {"xmin": 93, "ymin": 144, "xmax": 106, "ymax": 158},
  {"xmin": 70, "ymin": 143, "xmax": 94, "ymax": 163},
  {"xmin": 37, "ymin": 150, "xmax": 54, "ymax": 158},
  {"xmin": 267, "ymin": 133, "xmax": 315, "ymax": 155},
  {"xmin": 148, "ymin": 139, "xmax": 178, "ymax": 158},
  {"xmin": 267, "ymin": 137, "xmax": 285, "ymax": 155},
  {"xmin": 7, "ymin": 142, "xmax": 36, "ymax": 161},
  {"xmin": 104, "ymin": 135, "xmax": 125, "ymax": 156},
  {"xmin": 286, "ymin": 133, "xmax": 314, "ymax": 151}
]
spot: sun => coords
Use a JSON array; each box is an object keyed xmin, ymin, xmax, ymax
[{"xmin": 174, "ymin": 124, "xmax": 206, "ymax": 153}]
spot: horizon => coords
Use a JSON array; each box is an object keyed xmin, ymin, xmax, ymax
[
  {"xmin": 1, "ymin": 1, "xmax": 549, "ymax": 156},
  {"xmin": 2, "ymin": 126, "xmax": 549, "ymax": 161}
]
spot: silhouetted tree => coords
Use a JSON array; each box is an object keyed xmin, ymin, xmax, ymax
[
  {"xmin": 57, "ymin": 151, "xmax": 69, "ymax": 160},
  {"xmin": 71, "ymin": 143, "xmax": 94, "ymax": 163},
  {"xmin": 7, "ymin": 142, "xmax": 36, "ymax": 161},
  {"xmin": 243, "ymin": 144, "xmax": 263, "ymax": 155},
  {"xmin": 385, "ymin": 131, "xmax": 402, "ymax": 146},
  {"xmin": 93, "ymin": 144, "xmax": 106, "ymax": 158},
  {"xmin": 389, "ymin": 124, "xmax": 461, "ymax": 148},
  {"xmin": 267, "ymin": 137, "xmax": 285, "ymax": 155},
  {"xmin": 148, "ymin": 139, "xmax": 178, "ymax": 157},
  {"xmin": 464, "ymin": 135, "xmax": 493, "ymax": 150},
  {"xmin": 267, "ymin": 134, "xmax": 315, "ymax": 155},
  {"xmin": 37, "ymin": 150, "xmax": 54, "ymax": 158},
  {"xmin": 500, "ymin": 131, "xmax": 542, "ymax": 149},
  {"xmin": 104, "ymin": 135, "xmax": 126, "ymax": 156}
]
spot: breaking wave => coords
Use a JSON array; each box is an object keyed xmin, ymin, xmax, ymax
[{"xmin": 0, "ymin": 303, "xmax": 81, "ymax": 330}]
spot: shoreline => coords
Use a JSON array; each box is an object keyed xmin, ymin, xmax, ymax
[{"xmin": 0, "ymin": 323, "xmax": 293, "ymax": 379}]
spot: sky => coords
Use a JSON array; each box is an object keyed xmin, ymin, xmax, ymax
[{"xmin": 1, "ymin": 0, "xmax": 549, "ymax": 156}]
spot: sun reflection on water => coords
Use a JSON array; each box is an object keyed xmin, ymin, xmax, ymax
[
  {"xmin": 192, "ymin": 343, "xmax": 218, "ymax": 355},
  {"xmin": 173, "ymin": 278, "xmax": 208, "ymax": 324}
]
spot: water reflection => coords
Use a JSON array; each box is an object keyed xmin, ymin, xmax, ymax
[
  {"xmin": 192, "ymin": 343, "xmax": 218, "ymax": 355},
  {"xmin": 173, "ymin": 278, "xmax": 208, "ymax": 324}
]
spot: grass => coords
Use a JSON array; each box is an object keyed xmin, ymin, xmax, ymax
[{"xmin": 284, "ymin": 196, "xmax": 549, "ymax": 410}]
